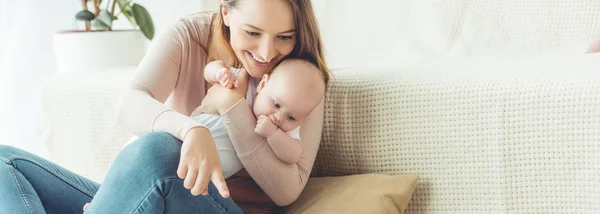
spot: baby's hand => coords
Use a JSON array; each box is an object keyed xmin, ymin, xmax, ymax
[
  {"xmin": 216, "ymin": 67, "xmax": 239, "ymax": 89},
  {"xmin": 254, "ymin": 115, "xmax": 278, "ymax": 137}
]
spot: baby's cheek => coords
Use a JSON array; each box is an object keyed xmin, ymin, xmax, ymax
[
  {"xmin": 281, "ymin": 122, "xmax": 297, "ymax": 133},
  {"xmin": 253, "ymin": 103, "xmax": 267, "ymax": 115}
]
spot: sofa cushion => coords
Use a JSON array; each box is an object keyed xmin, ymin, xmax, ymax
[{"xmin": 285, "ymin": 174, "xmax": 419, "ymax": 214}]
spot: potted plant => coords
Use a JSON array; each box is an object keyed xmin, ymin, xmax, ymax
[{"xmin": 53, "ymin": 0, "xmax": 155, "ymax": 73}]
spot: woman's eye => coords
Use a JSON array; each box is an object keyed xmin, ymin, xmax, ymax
[
  {"xmin": 278, "ymin": 35, "xmax": 293, "ymax": 41},
  {"xmin": 273, "ymin": 101, "xmax": 280, "ymax": 108},
  {"xmin": 245, "ymin": 30, "xmax": 260, "ymax": 36},
  {"xmin": 288, "ymin": 116, "xmax": 296, "ymax": 121}
]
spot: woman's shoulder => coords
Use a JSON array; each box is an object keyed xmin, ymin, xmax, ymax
[
  {"xmin": 178, "ymin": 12, "xmax": 215, "ymax": 28},
  {"xmin": 167, "ymin": 12, "xmax": 216, "ymax": 47}
]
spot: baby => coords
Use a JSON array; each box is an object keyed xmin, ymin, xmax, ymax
[{"xmin": 192, "ymin": 59, "xmax": 325, "ymax": 178}]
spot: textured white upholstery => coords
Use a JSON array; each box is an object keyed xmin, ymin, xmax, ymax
[
  {"xmin": 39, "ymin": 67, "xmax": 135, "ymax": 182},
  {"xmin": 313, "ymin": 55, "xmax": 600, "ymax": 213}
]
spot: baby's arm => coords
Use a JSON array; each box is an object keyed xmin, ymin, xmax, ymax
[
  {"xmin": 204, "ymin": 60, "xmax": 238, "ymax": 88},
  {"xmin": 254, "ymin": 115, "xmax": 302, "ymax": 164},
  {"xmin": 204, "ymin": 60, "xmax": 227, "ymax": 84}
]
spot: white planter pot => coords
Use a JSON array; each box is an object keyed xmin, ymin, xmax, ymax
[{"xmin": 53, "ymin": 30, "xmax": 148, "ymax": 73}]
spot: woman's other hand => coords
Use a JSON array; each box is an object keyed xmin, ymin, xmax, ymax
[{"xmin": 177, "ymin": 127, "xmax": 230, "ymax": 198}]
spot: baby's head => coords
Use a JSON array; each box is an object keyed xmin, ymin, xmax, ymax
[{"xmin": 253, "ymin": 59, "xmax": 326, "ymax": 132}]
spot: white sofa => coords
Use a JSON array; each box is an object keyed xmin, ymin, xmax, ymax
[{"xmin": 39, "ymin": 1, "xmax": 600, "ymax": 213}]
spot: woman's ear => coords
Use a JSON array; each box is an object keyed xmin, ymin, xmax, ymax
[
  {"xmin": 257, "ymin": 74, "xmax": 270, "ymax": 93},
  {"xmin": 221, "ymin": 2, "xmax": 231, "ymax": 27}
]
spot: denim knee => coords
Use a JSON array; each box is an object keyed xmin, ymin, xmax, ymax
[
  {"xmin": 118, "ymin": 132, "xmax": 182, "ymax": 176},
  {"xmin": 0, "ymin": 145, "xmax": 27, "ymax": 163}
]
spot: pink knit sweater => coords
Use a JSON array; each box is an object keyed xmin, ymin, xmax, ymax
[{"xmin": 114, "ymin": 13, "xmax": 324, "ymax": 206}]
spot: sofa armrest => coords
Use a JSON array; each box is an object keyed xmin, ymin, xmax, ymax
[{"xmin": 38, "ymin": 67, "xmax": 136, "ymax": 182}]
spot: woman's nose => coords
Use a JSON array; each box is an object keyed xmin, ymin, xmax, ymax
[{"xmin": 258, "ymin": 38, "xmax": 277, "ymax": 62}]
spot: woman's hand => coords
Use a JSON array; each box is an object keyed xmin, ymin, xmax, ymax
[
  {"xmin": 177, "ymin": 126, "xmax": 230, "ymax": 198},
  {"xmin": 201, "ymin": 68, "xmax": 249, "ymax": 114}
]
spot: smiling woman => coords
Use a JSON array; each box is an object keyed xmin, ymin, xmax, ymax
[
  {"xmin": 0, "ymin": 0, "xmax": 330, "ymax": 213},
  {"xmin": 209, "ymin": 0, "xmax": 329, "ymax": 82},
  {"xmin": 209, "ymin": 0, "xmax": 296, "ymax": 77}
]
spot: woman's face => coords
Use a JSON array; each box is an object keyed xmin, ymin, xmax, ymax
[{"xmin": 222, "ymin": 0, "xmax": 296, "ymax": 78}]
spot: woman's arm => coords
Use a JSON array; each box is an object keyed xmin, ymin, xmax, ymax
[
  {"xmin": 266, "ymin": 130, "xmax": 303, "ymax": 164},
  {"xmin": 116, "ymin": 16, "xmax": 231, "ymax": 198},
  {"xmin": 222, "ymin": 98, "xmax": 325, "ymax": 206},
  {"xmin": 115, "ymin": 19, "xmax": 206, "ymax": 140},
  {"xmin": 254, "ymin": 115, "xmax": 303, "ymax": 164}
]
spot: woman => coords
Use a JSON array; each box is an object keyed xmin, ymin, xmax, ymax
[{"xmin": 0, "ymin": 0, "xmax": 330, "ymax": 213}]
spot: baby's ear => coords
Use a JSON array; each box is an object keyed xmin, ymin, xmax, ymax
[{"xmin": 257, "ymin": 74, "xmax": 269, "ymax": 92}]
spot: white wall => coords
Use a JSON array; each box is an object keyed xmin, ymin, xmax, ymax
[
  {"xmin": 0, "ymin": 0, "xmax": 220, "ymax": 156},
  {"xmin": 312, "ymin": 0, "xmax": 600, "ymax": 70},
  {"xmin": 113, "ymin": 0, "xmax": 219, "ymax": 33}
]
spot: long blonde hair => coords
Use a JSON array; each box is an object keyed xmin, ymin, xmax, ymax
[{"xmin": 208, "ymin": 0, "xmax": 330, "ymax": 84}]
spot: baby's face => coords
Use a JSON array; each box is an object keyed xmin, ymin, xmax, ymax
[{"xmin": 252, "ymin": 62, "xmax": 323, "ymax": 132}]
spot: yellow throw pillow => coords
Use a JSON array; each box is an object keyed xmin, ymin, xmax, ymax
[{"xmin": 285, "ymin": 174, "xmax": 419, "ymax": 214}]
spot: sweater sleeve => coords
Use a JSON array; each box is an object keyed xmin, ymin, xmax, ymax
[
  {"xmin": 115, "ymin": 19, "xmax": 206, "ymax": 140},
  {"xmin": 222, "ymin": 98, "xmax": 325, "ymax": 206}
]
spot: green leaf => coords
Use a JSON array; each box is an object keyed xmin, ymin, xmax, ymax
[
  {"xmin": 132, "ymin": 4, "xmax": 154, "ymax": 40},
  {"xmin": 117, "ymin": 0, "xmax": 132, "ymax": 12},
  {"xmin": 90, "ymin": 10, "xmax": 112, "ymax": 30},
  {"xmin": 75, "ymin": 10, "xmax": 95, "ymax": 21},
  {"xmin": 116, "ymin": 0, "xmax": 131, "ymax": 6},
  {"xmin": 96, "ymin": 10, "xmax": 113, "ymax": 28},
  {"xmin": 91, "ymin": 19, "xmax": 110, "ymax": 30},
  {"xmin": 117, "ymin": 0, "xmax": 136, "ymax": 26}
]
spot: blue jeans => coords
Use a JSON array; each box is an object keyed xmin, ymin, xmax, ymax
[{"xmin": 0, "ymin": 132, "xmax": 244, "ymax": 214}]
